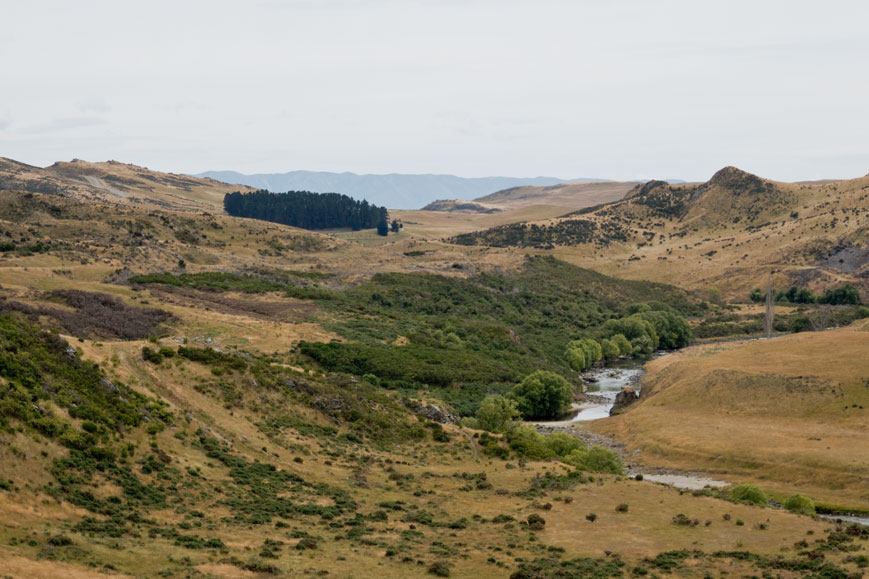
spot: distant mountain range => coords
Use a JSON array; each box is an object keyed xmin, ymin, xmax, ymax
[{"xmin": 193, "ymin": 170, "xmax": 607, "ymax": 210}]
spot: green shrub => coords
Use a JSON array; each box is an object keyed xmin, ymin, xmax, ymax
[
  {"xmin": 562, "ymin": 446, "xmax": 623, "ymax": 474},
  {"xmin": 505, "ymin": 426, "xmax": 556, "ymax": 460},
  {"xmin": 783, "ymin": 494, "xmax": 815, "ymax": 515},
  {"xmin": 600, "ymin": 339, "xmax": 620, "ymax": 359},
  {"xmin": 511, "ymin": 371, "xmax": 574, "ymax": 420},
  {"xmin": 142, "ymin": 346, "xmax": 163, "ymax": 364},
  {"xmin": 543, "ymin": 432, "xmax": 584, "ymax": 457},
  {"xmin": 475, "ymin": 395, "xmax": 520, "ymax": 433},
  {"xmin": 527, "ymin": 513, "xmax": 546, "ymax": 531},
  {"xmin": 428, "ymin": 561, "xmax": 451, "ymax": 577},
  {"xmin": 566, "ymin": 339, "xmax": 602, "ymax": 371},
  {"xmin": 611, "ymin": 334, "xmax": 633, "ymax": 357},
  {"xmin": 729, "ymin": 484, "xmax": 767, "ymax": 506}
]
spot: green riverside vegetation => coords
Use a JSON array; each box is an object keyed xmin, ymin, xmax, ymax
[{"xmin": 131, "ymin": 256, "xmax": 700, "ymax": 416}]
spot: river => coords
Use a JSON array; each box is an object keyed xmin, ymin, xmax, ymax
[
  {"xmin": 572, "ymin": 359, "xmax": 645, "ymax": 422},
  {"xmin": 532, "ymin": 355, "xmax": 869, "ymax": 524}
]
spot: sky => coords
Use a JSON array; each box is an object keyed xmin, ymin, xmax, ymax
[{"xmin": 2, "ymin": 0, "xmax": 868, "ymax": 183}]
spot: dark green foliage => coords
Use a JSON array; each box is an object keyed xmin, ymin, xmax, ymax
[
  {"xmin": 631, "ymin": 308, "xmax": 692, "ymax": 350},
  {"xmin": 0, "ymin": 314, "xmax": 170, "ymax": 436},
  {"xmin": 450, "ymin": 218, "xmax": 630, "ymax": 249},
  {"xmin": 72, "ymin": 516, "xmax": 129, "ymax": 538},
  {"xmin": 193, "ymin": 433, "xmax": 357, "ymax": 525},
  {"xmin": 301, "ymin": 257, "xmax": 695, "ymax": 409},
  {"xmin": 177, "ymin": 347, "xmax": 247, "ymax": 371},
  {"xmin": 646, "ymin": 550, "xmax": 693, "ymax": 571},
  {"xmin": 526, "ymin": 514, "xmax": 546, "ymax": 530},
  {"xmin": 130, "ymin": 271, "xmax": 286, "ymax": 293},
  {"xmin": 599, "ymin": 317, "xmax": 658, "ymax": 356},
  {"xmin": 299, "ymin": 341, "xmax": 515, "ymax": 388},
  {"xmin": 142, "ymin": 346, "xmax": 163, "ymax": 364},
  {"xmin": 174, "ymin": 534, "xmax": 225, "ymax": 549},
  {"xmin": 818, "ymin": 284, "xmax": 861, "ymax": 305},
  {"xmin": 224, "ymin": 189, "xmax": 385, "ymax": 231},
  {"xmin": 295, "ymin": 537, "xmax": 318, "ymax": 550},
  {"xmin": 511, "ymin": 371, "xmax": 574, "ymax": 420},
  {"xmin": 749, "ymin": 288, "xmax": 765, "ymax": 303},
  {"xmin": 377, "ymin": 219, "xmax": 389, "ymax": 236},
  {"xmin": 754, "ymin": 283, "xmax": 861, "ymax": 306}
]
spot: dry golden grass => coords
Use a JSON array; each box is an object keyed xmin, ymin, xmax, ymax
[
  {"xmin": 594, "ymin": 323, "xmax": 869, "ymax": 509},
  {"xmin": 475, "ymin": 180, "xmax": 636, "ymax": 210},
  {"xmin": 1, "ymin": 159, "xmax": 867, "ymax": 576},
  {"xmin": 0, "ymin": 554, "xmax": 134, "ymax": 578}
]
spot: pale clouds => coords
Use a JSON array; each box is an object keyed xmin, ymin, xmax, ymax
[{"xmin": 1, "ymin": 0, "xmax": 867, "ymax": 183}]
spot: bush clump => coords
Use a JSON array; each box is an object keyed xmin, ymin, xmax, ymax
[
  {"xmin": 729, "ymin": 484, "xmax": 767, "ymax": 506},
  {"xmin": 511, "ymin": 370, "xmax": 574, "ymax": 420},
  {"xmin": 783, "ymin": 494, "xmax": 815, "ymax": 515},
  {"xmin": 527, "ymin": 513, "xmax": 546, "ymax": 531},
  {"xmin": 428, "ymin": 560, "xmax": 451, "ymax": 577}
]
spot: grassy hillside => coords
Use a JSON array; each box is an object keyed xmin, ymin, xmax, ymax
[
  {"xmin": 594, "ymin": 321, "xmax": 869, "ymax": 510},
  {"xmin": 0, "ymin": 158, "xmax": 867, "ymax": 577},
  {"xmin": 474, "ymin": 181, "xmax": 636, "ymax": 210},
  {"xmin": 0, "ymin": 157, "xmax": 253, "ymax": 211},
  {"xmin": 129, "ymin": 256, "xmax": 701, "ymax": 416},
  {"xmin": 447, "ymin": 167, "xmax": 869, "ymax": 301}
]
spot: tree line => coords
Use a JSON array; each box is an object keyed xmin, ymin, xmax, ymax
[
  {"xmin": 223, "ymin": 189, "xmax": 388, "ymax": 232},
  {"xmin": 749, "ymin": 283, "xmax": 861, "ymax": 306}
]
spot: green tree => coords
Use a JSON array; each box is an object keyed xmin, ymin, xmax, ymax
[
  {"xmin": 566, "ymin": 339, "xmax": 602, "ymax": 371},
  {"xmin": 819, "ymin": 284, "xmax": 861, "ymax": 305},
  {"xmin": 376, "ymin": 220, "xmax": 389, "ymax": 236},
  {"xmin": 511, "ymin": 370, "xmax": 574, "ymax": 420},
  {"xmin": 475, "ymin": 395, "xmax": 520, "ymax": 433},
  {"xmin": 749, "ymin": 288, "xmax": 764, "ymax": 303},
  {"xmin": 565, "ymin": 347, "xmax": 588, "ymax": 371},
  {"xmin": 610, "ymin": 334, "xmax": 632, "ymax": 357},
  {"xmin": 600, "ymin": 339, "xmax": 620, "ymax": 360},
  {"xmin": 505, "ymin": 425, "xmax": 555, "ymax": 459},
  {"xmin": 601, "ymin": 316, "xmax": 659, "ymax": 356},
  {"xmin": 633, "ymin": 310, "xmax": 692, "ymax": 349}
]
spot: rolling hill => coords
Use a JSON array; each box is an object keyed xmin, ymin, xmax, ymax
[
  {"xmin": 473, "ymin": 180, "xmax": 640, "ymax": 210},
  {"xmin": 0, "ymin": 157, "xmax": 253, "ymax": 211},
  {"xmin": 194, "ymin": 169, "xmax": 603, "ymax": 210},
  {"xmin": 594, "ymin": 320, "xmax": 869, "ymax": 510},
  {"xmin": 0, "ymin": 156, "xmax": 867, "ymax": 577},
  {"xmin": 449, "ymin": 166, "xmax": 869, "ymax": 299}
]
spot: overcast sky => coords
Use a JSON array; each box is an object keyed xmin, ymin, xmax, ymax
[{"xmin": 2, "ymin": 0, "xmax": 868, "ymax": 182}]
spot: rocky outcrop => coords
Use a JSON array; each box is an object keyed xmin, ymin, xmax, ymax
[
  {"xmin": 610, "ymin": 387, "xmax": 639, "ymax": 415},
  {"xmin": 404, "ymin": 400, "xmax": 458, "ymax": 424}
]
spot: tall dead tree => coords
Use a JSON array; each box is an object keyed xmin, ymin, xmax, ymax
[{"xmin": 764, "ymin": 275, "xmax": 775, "ymax": 338}]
